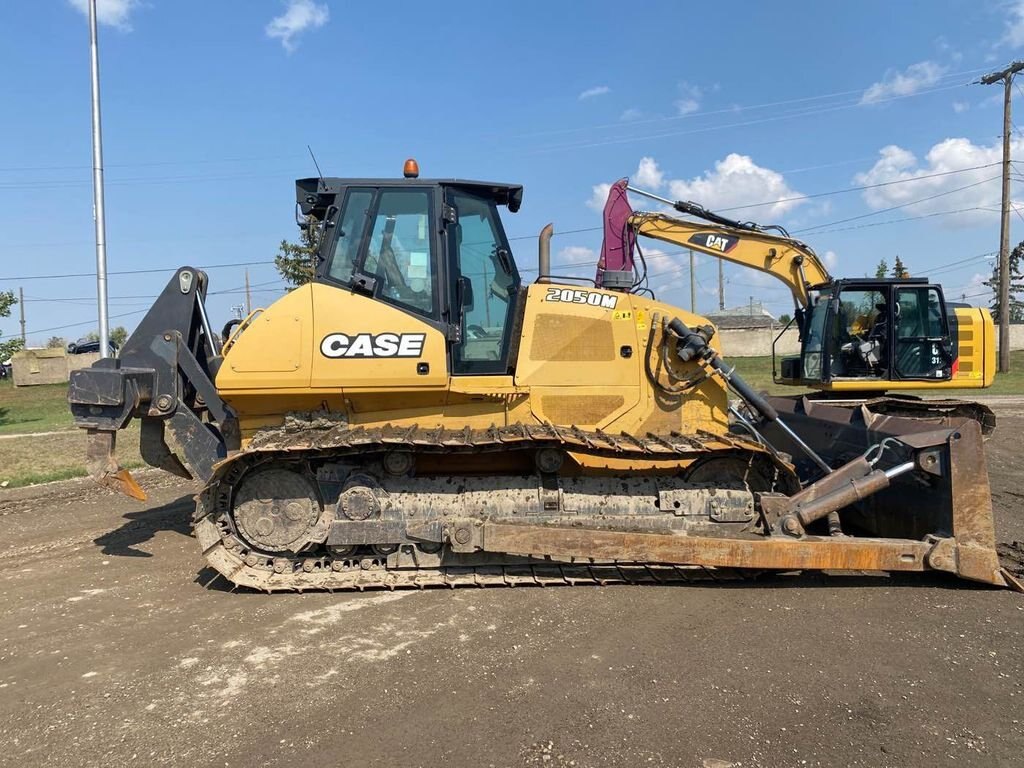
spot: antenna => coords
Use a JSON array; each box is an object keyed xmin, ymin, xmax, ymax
[{"xmin": 307, "ymin": 144, "xmax": 325, "ymax": 189}]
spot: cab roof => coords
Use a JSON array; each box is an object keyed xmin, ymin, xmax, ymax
[{"xmin": 296, "ymin": 177, "xmax": 523, "ymax": 218}]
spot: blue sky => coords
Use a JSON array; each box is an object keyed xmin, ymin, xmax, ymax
[{"xmin": 2, "ymin": 0, "xmax": 1024, "ymax": 345}]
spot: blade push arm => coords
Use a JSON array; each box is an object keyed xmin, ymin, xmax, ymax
[{"xmin": 626, "ymin": 194, "xmax": 832, "ymax": 308}]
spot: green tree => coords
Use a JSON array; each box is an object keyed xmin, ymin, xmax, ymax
[
  {"xmin": 892, "ymin": 255, "xmax": 909, "ymax": 279},
  {"xmin": 274, "ymin": 215, "xmax": 322, "ymax": 289},
  {"xmin": 82, "ymin": 326, "xmax": 128, "ymax": 348},
  {"xmin": 778, "ymin": 313, "xmax": 792, "ymax": 325},
  {"xmin": 874, "ymin": 259, "xmax": 889, "ymax": 279},
  {"xmin": 0, "ymin": 291, "xmax": 24, "ymax": 362},
  {"xmin": 985, "ymin": 241, "xmax": 1024, "ymax": 324},
  {"xmin": 110, "ymin": 326, "xmax": 128, "ymax": 347},
  {"xmin": 46, "ymin": 336, "xmax": 66, "ymax": 349}
]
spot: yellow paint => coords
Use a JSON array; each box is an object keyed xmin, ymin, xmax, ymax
[{"xmin": 216, "ymin": 279, "xmax": 730, "ymax": 445}]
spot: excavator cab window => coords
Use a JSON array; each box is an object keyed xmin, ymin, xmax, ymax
[
  {"xmin": 830, "ymin": 287, "xmax": 890, "ymax": 379},
  {"xmin": 893, "ymin": 286, "xmax": 952, "ymax": 380},
  {"xmin": 800, "ymin": 291, "xmax": 831, "ymax": 381},
  {"xmin": 447, "ymin": 189, "xmax": 520, "ymax": 374}
]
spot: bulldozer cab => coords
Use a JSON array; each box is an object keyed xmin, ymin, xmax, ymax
[
  {"xmin": 784, "ymin": 278, "xmax": 954, "ymax": 386},
  {"xmin": 299, "ymin": 176, "xmax": 524, "ymax": 376}
]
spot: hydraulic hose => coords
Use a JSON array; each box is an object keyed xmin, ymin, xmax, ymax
[{"xmin": 667, "ymin": 317, "xmax": 832, "ymax": 476}]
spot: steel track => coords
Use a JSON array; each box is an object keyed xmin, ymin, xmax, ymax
[{"xmin": 193, "ymin": 421, "xmax": 779, "ymax": 592}]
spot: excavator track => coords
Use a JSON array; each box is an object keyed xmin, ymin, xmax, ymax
[{"xmin": 193, "ymin": 421, "xmax": 787, "ymax": 592}]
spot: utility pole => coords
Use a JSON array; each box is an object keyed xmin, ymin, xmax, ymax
[
  {"xmin": 244, "ymin": 268, "xmax": 252, "ymax": 315},
  {"xmin": 979, "ymin": 60, "xmax": 1024, "ymax": 373},
  {"xmin": 18, "ymin": 287, "xmax": 25, "ymax": 345},
  {"xmin": 88, "ymin": 0, "xmax": 111, "ymax": 358},
  {"xmin": 718, "ymin": 260, "xmax": 725, "ymax": 311},
  {"xmin": 688, "ymin": 250, "xmax": 696, "ymax": 313}
]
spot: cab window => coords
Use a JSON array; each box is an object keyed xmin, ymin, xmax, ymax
[
  {"xmin": 449, "ymin": 191, "xmax": 519, "ymax": 373},
  {"xmin": 894, "ymin": 287, "xmax": 951, "ymax": 379},
  {"xmin": 326, "ymin": 188, "xmax": 374, "ymax": 284},
  {"xmin": 831, "ymin": 288, "xmax": 889, "ymax": 378},
  {"xmin": 362, "ymin": 189, "xmax": 437, "ymax": 317}
]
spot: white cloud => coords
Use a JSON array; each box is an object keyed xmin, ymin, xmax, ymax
[
  {"xmin": 578, "ymin": 86, "xmax": 611, "ymax": 101},
  {"xmin": 852, "ymin": 137, "xmax": 1020, "ymax": 227},
  {"xmin": 860, "ymin": 61, "xmax": 947, "ymax": 105},
  {"xmin": 675, "ymin": 98, "xmax": 699, "ymax": 115},
  {"xmin": 666, "ymin": 153, "xmax": 805, "ymax": 218},
  {"xmin": 675, "ymin": 81, "xmax": 702, "ymax": 115},
  {"xmin": 67, "ymin": 0, "xmax": 140, "ymax": 30},
  {"xmin": 960, "ymin": 272, "xmax": 995, "ymax": 306},
  {"xmin": 266, "ymin": 0, "xmax": 329, "ymax": 52},
  {"xmin": 556, "ymin": 246, "xmax": 598, "ymax": 276},
  {"xmin": 620, "ymin": 107, "xmax": 643, "ymax": 122},
  {"xmin": 587, "ymin": 182, "xmax": 613, "ymax": 212},
  {"xmin": 952, "ymin": 101, "xmax": 970, "ymax": 113},
  {"xmin": 823, "ymin": 250, "xmax": 839, "ymax": 271},
  {"xmin": 1002, "ymin": 0, "xmax": 1024, "ymax": 48},
  {"xmin": 634, "ymin": 157, "xmax": 664, "ymax": 190}
]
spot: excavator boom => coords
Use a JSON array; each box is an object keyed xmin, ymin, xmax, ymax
[{"xmin": 624, "ymin": 187, "xmax": 832, "ymax": 309}]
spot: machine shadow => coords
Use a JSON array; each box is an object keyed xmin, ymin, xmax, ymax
[{"xmin": 93, "ymin": 493, "xmax": 194, "ymax": 558}]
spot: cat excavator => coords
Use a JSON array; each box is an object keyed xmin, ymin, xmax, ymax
[
  {"xmin": 605, "ymin": 181, "xmax": 997, "ymax": 432},
  {"xmin": 67, "ymin": 162, "xmax": 1017, "ymax": 592}
]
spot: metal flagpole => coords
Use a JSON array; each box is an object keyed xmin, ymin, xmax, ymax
[{"xmin": 88, "ymin": 0, "xmax": 111, "ymax": 358}]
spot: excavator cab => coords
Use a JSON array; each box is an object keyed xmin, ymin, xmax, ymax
[{"xmin": 783, "ymin": 278, "xmax": 955, "ymax": 386}]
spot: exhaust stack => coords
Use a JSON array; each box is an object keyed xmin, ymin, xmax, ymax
[{"xmin": 537, "ymin": 223, "xmax": 553, "ymax": 283}]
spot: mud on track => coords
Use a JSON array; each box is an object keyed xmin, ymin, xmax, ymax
[{"xmin": 1, "ymin": 415, "xmax": 1022, "ymax": 767}]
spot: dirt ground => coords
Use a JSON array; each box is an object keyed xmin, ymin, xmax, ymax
[{"xmin": 1, "ymin": 412, "xmax": 1022, "ymax": 767}]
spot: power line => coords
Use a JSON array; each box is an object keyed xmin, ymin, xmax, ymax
[
  {"xmin": 0, "ymin": 259, "xmax": 276, "ymax": 283},
  {"xmin": 504, "ymin": 161, "xmax": 1002, "ymax": 245},
  {"xmin": 518, "ymin": 66, "xmax": 994, "ymax": 141},
  {"xmin": 793, "ymin": 175, "xmax": 1001, "ymax": 234},
  {"xmin": 530, "ymin": 82, "xmax": 971, "ymax": 154}
]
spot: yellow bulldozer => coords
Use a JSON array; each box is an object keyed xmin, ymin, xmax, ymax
[{"xmin": 68, "ymin": 163, "xmax": 1018, "ymax": 592}]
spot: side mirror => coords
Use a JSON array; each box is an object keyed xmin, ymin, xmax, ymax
[{"xmin": 456, "ymin": 276, "xmax": 474, "ymax": 311}]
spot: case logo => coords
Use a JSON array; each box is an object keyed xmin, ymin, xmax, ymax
[
  {"xmin": 544, "ymin": 287, "xmax": 618, "ymax": 309},
  {"xmin": 320, "ymin": 332, "xmax": 426, "ymax": 359}
]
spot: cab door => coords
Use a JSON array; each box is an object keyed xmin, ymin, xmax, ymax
[
  {"xmin": 445, "ymin": 188, "xmax": 521, "ymax": 375},
  {"xmin": 892, "ymin": 285, "xmax": 953, "ymax": 380},
  {"xmin": 311, "ymin": 186, "xmax": 449, "ymax": 399}
]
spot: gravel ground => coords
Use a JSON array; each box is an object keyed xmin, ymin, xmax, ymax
[{"xmin": 0, "ymin": 412, "xmax": 1021, "ymax": 768}]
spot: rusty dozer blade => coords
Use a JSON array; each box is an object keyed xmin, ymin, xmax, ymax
[
  {"xmin": 85, "ymin": 429, "xmax": 147, "ymax": 502},
  {"xmin": 459, "ymin": 416, "xmax": 1015, "ymax": 589}
]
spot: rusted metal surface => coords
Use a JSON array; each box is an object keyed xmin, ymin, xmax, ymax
[
  {"xmin": 943, "ymin": 420, "xmax": 1008, "ymax": 586},
  {"xmin": 480, "ymin": 522, "xmax": 940, "ymax": 575},
  {"xmin": 85, "ymin": 429, "xmax": 146, "ymax": 501},
  {"xmin": 824, "ymin": 396, "xmax": 997, "ymax": 436}
]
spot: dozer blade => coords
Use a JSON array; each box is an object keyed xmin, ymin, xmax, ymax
[
  {"xmin": 85, "ymin": 429, "xmax": 147, "ymax": 502},
  {"xmin": 461, "ymin": 416, "xmax": 1016, "ymax": 589}
]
